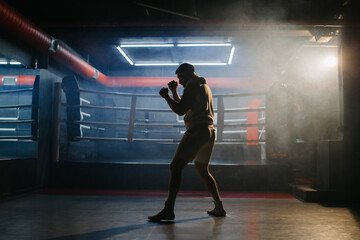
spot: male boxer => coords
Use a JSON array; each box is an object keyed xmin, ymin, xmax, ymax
[{"xmin": 148, "ymin": 63, "xmax": 226, "ymax": 221}]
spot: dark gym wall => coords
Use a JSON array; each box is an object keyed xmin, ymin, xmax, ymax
[{"xmin": 341, "ymin": 2, "xmax": 360, "ymax": 191}]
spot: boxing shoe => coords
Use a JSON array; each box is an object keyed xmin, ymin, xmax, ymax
[
  {"xmin": 207, "ymin": 201, "xmax": 226, "ymax": 217},
  {"xmin": 148, "ymin": 202, "xmax": 175, "ymax": 222}
]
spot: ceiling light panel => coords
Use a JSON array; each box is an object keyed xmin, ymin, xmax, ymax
[
  {"xmin": 228, "ymin": 46, "xmax": 235, "ymax": 64},
  {"xmin": 116, "ymin": 42, "xmax": 234, "ymax": 66},
  {"xmin": 190, "ymin": 62, "xmax": 228, "ymax": 66},
  {"xmin": 120, "ymin": 44, "xmax": 175, "ymax": 48},
  {"xmin": 177, "ymin": 43, "xmax": 232, "ymax": 47},
  {"xmin": 116, "ymin": 46, "xmax": 134, "ymax": 65},
  {"xmin": 134, "ymin": 63, "xmax": 180, "ymax": 66}
]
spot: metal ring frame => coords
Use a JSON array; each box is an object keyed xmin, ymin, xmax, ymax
[
  {"xmin": 0, "ymin": 88, "xmax": 37, "ymax": 140},
  {"xmin": 63, "ymin": 88, "xmax": 267, "ymax": 143},
  {"xmin": 0, "ymin": 87, "xmax": 266, "ymax": 142}
]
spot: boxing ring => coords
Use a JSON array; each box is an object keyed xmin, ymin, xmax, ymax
[
  {"xmin": 64, "ymin": 90, "xmax": 266, "ymax": 142},
  {"xmin": 0, "ymin": 87, "xmax": 37, "ymax": 140},
  {"xmin": 0, "ymin": 75, "xmax": 272, "ymax": 165},
  {"xmin": 54, "ymin": 79, "xmax": 267, "ymax": 165}
]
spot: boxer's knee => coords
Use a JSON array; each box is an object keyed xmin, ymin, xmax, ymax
[{"xmin": 170, "ymin": 157, "xmax": 188, "ymax": 173}]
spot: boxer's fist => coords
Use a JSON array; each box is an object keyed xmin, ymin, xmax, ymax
[
  {"xmin": 159, "ymin": 87, "xmax": 170, "ymax": 98},
  {"xmin": 168, "ymin": 80, "xmax": 178, "ymax": 91}
]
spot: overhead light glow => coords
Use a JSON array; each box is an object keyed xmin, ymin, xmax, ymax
[
  {"xmin": 116, "ymin": 42, "xmax": 234, "ymax": 66},
  {"xmin": 134, "ymin": 62, "xmax": 229, "ymax": 66},
  {"xmin": 9, "ymin": 61, "xmax": 21, "ymax": 65},
  {"xmin": 116, "ymin": 46, "xmax": 134, "ymax": 65},
  {"xmin": 0, "ymin": 59, "xmax": 22, "ymax": 65},
  {"xmin": 228, "ymin": 46, "xmax": 235, "ymax": 65},
  {"xmin": 134, "ymin": 63, "xmax": 179, "ymax": 66},
  {"xmin": 324, "ymin": 56, "xmax": 337, "ymax": 67},
  {"xmin": 190, "ymin": 62, "xmax": 227, "ymax": 66},
  {"xmin": 120, "ymin": 44, "xmax": 174, "ymax": 48},
  {"xmin": 177, "ymin": 43, "xmax": 232, "ymax": 47}
]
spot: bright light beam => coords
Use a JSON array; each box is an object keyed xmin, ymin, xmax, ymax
[
  {"xmin": 228, "ymin": 46, "xmax": 235, "ymax": 65},
  {"xmin": 117, "ymin": 43, "xmax": 234, "ymax": 66},
  {"xmin": 324, "ymin": 56, "xmax": 337, "ymax": 67},
  {"xmin": 116, "ymin": 46, "xmax": 134, "ymax": 65},
  {"xmin": 120, "ymin": 44, "xmax": 174, "ymax": 47},
  {"xmin": 190, "ymin": 62, "xmax": 227, "ymax": 66},
  {"xmin": 134, "ymin": 63, "xmax": 179, "ymax": 66},
  {"xmin": 177, "ymin": 43, "xmax": 232, "ymax": 47},
  {"xmin": 134, "ymin": 62, "xmax": 228, "ymax": 66}
]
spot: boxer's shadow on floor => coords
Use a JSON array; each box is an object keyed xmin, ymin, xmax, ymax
[{"xmin": 46, "ymin": 216, "xmax": 212, "ymax": 240}]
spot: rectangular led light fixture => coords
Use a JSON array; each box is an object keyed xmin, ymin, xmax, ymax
[
  {"xmin": 228, "ymin": 46, "xmax": 235, "ymax": 65},
  {"xmin": 116, "ymin": 46, "xmax": 134, "ymax": 65},
  {"xmin": 134, "ymin": 62, "xmax": 229, "ymax": 66},
  {"xmin": 9, "ymin": 61, "xmax": 21, "ymax": 65},
  {"xmin": 191, "ymin": 62, "xmax": 227, "ymax": 66},
  {"xmin": 116, "ymin": 42, "xmax": 234, "ymax": 66},
  {"xmin": 134, "ymin": 63, "xmax": 180, "ymax": 66},
  {"xmin": 0, "ymin": 59, "xmax": 21, "ymax": 65},
  {"xmin": 120, "ymin": 44, "xmax": 174, "ymax": 48},
  {"xmin": 177, "ymin": 43, "xmax": 232, "ymax": 47}
]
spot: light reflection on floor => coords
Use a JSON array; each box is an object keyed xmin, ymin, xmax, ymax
[{"xmin": 0, "ymin": 194, "xmax": 359, "ymax": 240}]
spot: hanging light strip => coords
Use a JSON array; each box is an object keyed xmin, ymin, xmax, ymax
[
  {"xmin": 116, "ymin": 46, "xmax": 134, "ymax": 65},
  {"xmin": 120, "ymin": 44, "xmax": 175, "ymax": 48},
  {"xmin": 134, "ymin": 63, "xmax": 180, "ymax": 66},
  {"xmin": 191, "ymin": 62, "xmax": 227, "ymax": 66},
  {"xmin": 177, "ymin": 43, "xmax": 232, "ymax": 47},
  {"xmin": 117, "ymin": 43, "xmax": 234, "ymax": 66},
  {"xmin": 9, "ymin": 61, "xmax": 21, "ymax": 65},
  {"xmin": 228, "ymin": 46, "xmax": 235, "ymax": 65}
]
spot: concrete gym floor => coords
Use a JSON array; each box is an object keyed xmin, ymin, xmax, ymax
[{"xmin": 0, "ymin": 191, "xmax": 359, "ymax": 240}]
